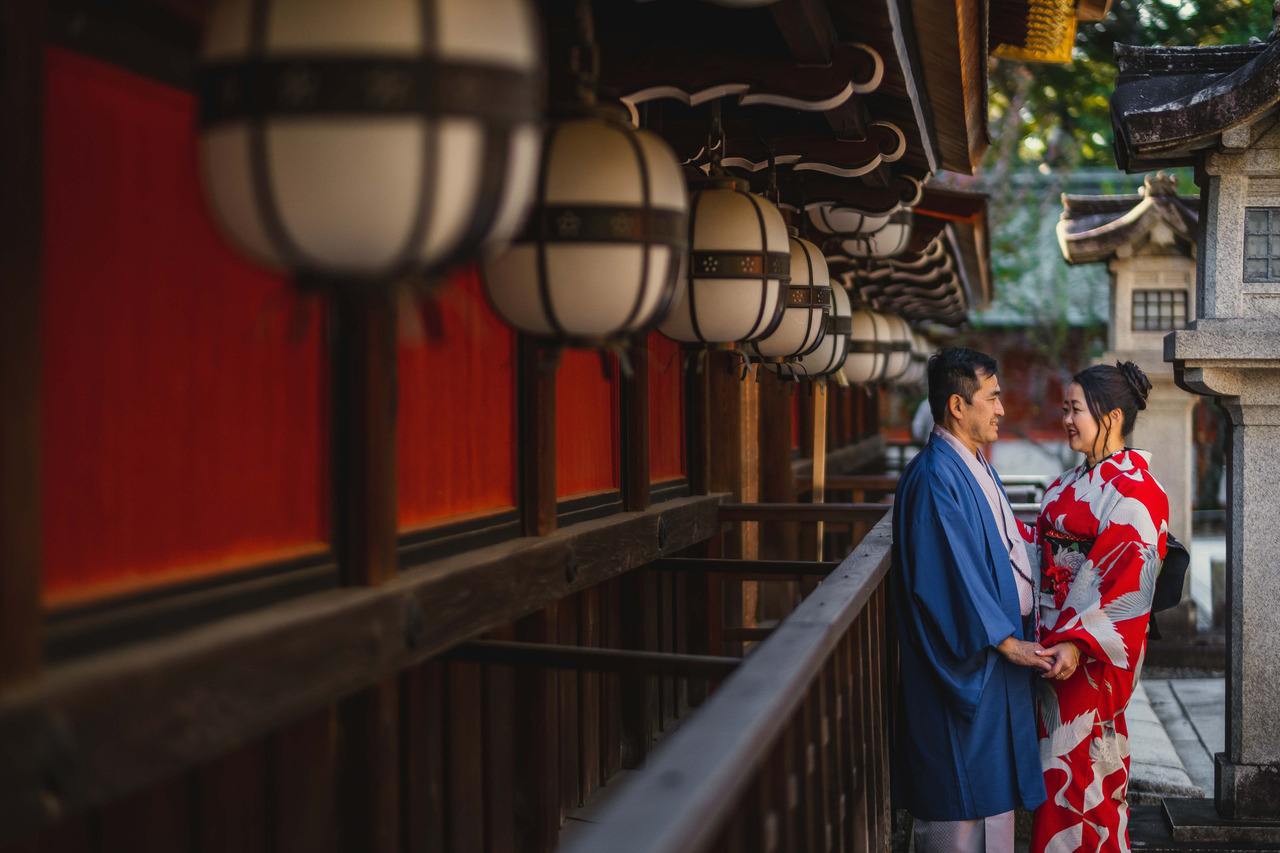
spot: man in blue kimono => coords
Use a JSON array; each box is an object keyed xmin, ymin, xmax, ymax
[{"xmin": 891, "ymin": 347, "xmax": 1048, "ymax": 853}]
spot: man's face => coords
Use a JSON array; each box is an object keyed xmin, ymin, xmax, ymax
[{"xmin": 954, "ymin": 371, "xmax": 1004, "ymax": 449}]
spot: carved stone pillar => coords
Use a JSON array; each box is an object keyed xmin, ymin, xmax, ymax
[{"xmin": 1170, "ymin": 342, "xmax": 1280, "ymax": 817}]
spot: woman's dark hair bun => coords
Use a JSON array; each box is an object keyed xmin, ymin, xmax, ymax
[{"xmin": 1117, "ymin": 361, "xmax": 1151, "ymax": 410}]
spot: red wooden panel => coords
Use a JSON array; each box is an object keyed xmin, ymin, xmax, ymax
[
  {"xmin": 40, "ymin": 48, "xmax": 327, "ymax": 606},
  {"xmin": 398, "ymin": 266, "xmax": 517, "ymax": 528},
  {"xmin": 556, "ymin": 350, "xmax": 619, "ymax": 497},
  {"xmin": 646, "ymin": 332, "xmax": 685, "ymax": 482}
]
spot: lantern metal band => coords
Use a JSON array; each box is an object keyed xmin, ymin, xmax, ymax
[
  {"xmin": 828, "ymin": 314, "xmax": 852, "ymax": 336},
  {"xmin": 690, "ymin": 251, "xmax": 791, "ymax": 278},
  {"xmin": 199, "ymin": 60, "xmax": 541, "ymax": 127},
  {"xmin": 520, "ymin": 206, "xmax": 687, "ymax": 244},
  {"xmin": 846, "ymin": 339, "xmax": 908, "ymax": 353}
]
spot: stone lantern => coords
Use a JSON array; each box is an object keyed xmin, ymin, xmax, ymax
[
  {"xmin": 1113, "ymin": 24, "xmax": 1280, "ymax": 830},
  {"xmin": 1058, "ymin": 171, "xmax": 1200, "ymax": 630}
]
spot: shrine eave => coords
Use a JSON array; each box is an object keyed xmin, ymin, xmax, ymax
[
  {"xmin": 1112, "ymin": 40, "xmax": 1280, "ymax": 172},
  {"xmin": 1058, "ymin": 189, "xmax": 1199, "ymax": 265}
]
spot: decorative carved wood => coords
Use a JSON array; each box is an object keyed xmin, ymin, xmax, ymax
[{"xmin": 610, "ymin": 42, "xmax": 883, "ymax": 113}]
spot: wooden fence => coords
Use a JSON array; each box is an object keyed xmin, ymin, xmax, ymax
[{"xmin": 559, "ymin": 508, "xmax": 895, "ymax": 853}]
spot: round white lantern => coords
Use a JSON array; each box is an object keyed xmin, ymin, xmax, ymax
[
  {"xmin": 744, "ymin": 232, "xmax": 831, "ymax": 361},
  {"xmin": 841, "ymin": 309, "xmax": 890, "ymax": 384},
  {"xmin": 658, "ymin": 178, "xmax": 790, "ymax": 345},
  {"xmin": 481, "ymin": 114, "xmax": 688, "ymax": 342},
  {"xmin": 896, "ymin": 332, "xmax": 930, "ymax": 386},
  {"xmin": 198, "ymin": 0, "xmax": 542, "ymax": 282},
  {"xmin": 789, "ymin": 281, "xmax": 851, "ymax": 378},
  {"xmin": 881, "ymin": 313, "xmax": 914, "ymax": 382},
  {"xmin": 807, "ymin": 203, "xmax": 892, "ymax": 237},
  {"xmin": 839, "ymin": 209, "xmax": 913, "ymax": 259}
]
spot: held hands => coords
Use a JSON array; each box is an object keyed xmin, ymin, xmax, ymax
[
  {"xmin": 1034, "ymin": 642, "xmax": 1081, "ymax": 680},
  {"xmin": 996, "ymin": 636, "xmax": 1053, "ymax": 672}
]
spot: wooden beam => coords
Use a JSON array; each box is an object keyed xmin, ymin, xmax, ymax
[
  {"xmin": 717, "ymin": 503, "xmax": 889, "ymax": 524},
  {"xmin": 445, "ymin": 641, "xmax": 740, "ymax": 681},
  {"xmin": 332, "ymin": 293, "xmax": 399, "ymax": 586},
  {"xmin": 652, "ymin": 558, "xmax": 837, "ymax": 576},
  {"xmin": 519, "ymin": 336, "xmax": 558, "ymax": 536},
  {"xmin": 0, "ymin": 0, "xmax": 45, "ymax": 689},
  {"xmin": 770, "ymin": 0, "xmax": 838, "ymax": 64},
  {"xmin": 0, "ymin": 493, "xmax": 722, "ymax": 844}
]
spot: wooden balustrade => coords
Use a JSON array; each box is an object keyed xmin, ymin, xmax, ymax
[{"xmin": 559, "ymin": 509, "xmax": 895, "ymax": 853}]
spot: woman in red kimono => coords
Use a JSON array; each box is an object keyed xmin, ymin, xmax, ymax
[{"xmin": 1021, "ymin": 362, "xmax": 1169, "ymax": 853}]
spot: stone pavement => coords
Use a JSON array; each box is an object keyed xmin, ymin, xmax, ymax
[
  {"xmin": 1140, "ymin": 678, "xmax": 1225, "ymax": 799},
  {"xmin": 1129, "ymin": 681, "xmax": 1208, "ymax": 803}
]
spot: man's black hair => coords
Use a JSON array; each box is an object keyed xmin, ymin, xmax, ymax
[{"xmin": 926, "ymin": 347, "xmax": 998, "ymax": 425}]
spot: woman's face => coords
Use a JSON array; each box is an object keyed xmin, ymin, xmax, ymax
[{"xmin": 1062, "ymin": 382, "xmax": 1100, "ymax": 457}]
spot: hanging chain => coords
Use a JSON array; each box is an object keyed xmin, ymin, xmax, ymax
[
  {"xmin": 572, "ymin": 0, "xmax": 600, "ymax": 107},
  {"xmin": 707, "ymin": 100, "xmax": 726, "ymax": 176}
]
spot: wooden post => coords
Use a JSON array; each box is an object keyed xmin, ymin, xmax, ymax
[
  {"xmin": 513, "ymin": 605, "xmax": 560, "ymax": 853},
  {"xmin": 332, "ymin": 293, "xmax": 399, "ymax": 586},
  {"xmin": 338, "ymin": 678, "xmax": 400, "ymax": 853},
  {"xmin": 811, "ymin": 384, "xmax": 828, "ymax": 562},
  {"xmin": 519, "ymin": 336, "xmax": 558, "ymax": 536},
  {"xmin": 623, "ymin": 337, "xmax": 651, "ymax": 512},
  {"xmin": 685, "ymin": 349, "xmax": 712, "ymax": 496},
  {"xmin": 0, "ymin": 0, "xmax": 45, "ymax": 688}
]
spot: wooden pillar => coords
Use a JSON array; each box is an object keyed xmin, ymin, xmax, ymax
[
  {"xmin": 338, "ymin": 678, "xmax": 400, "ymax": 853},
  {"xmin": 519, "ymin": 336, "xmax": 558, "ymax": 536},
  {"xmin": 685, "ymin": 349, "xmax": 712, "ymax": 496},
  {"xmin": 811, "ymin": 384, "xmax": 828, "ymax": 563},
  {"xmin": 758, "ymin": 370, "xmax": 799, "ymax": 621},
  {"xmin": 0, "ymin": 0, "xmax": 45, "ymax": 688},
  {"xmin": 707, "ymin": 350, "xmax": 759, "ymax": 635},
  {"xmin": 622, "ymin": 337, "xmax": 651, "ymax": 512},
  {"xmin": 332, "ymin": 293, "xmax": 399, "ymax": 586}
]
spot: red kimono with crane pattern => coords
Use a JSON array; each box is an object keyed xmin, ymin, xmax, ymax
[{"xmin": 1018, "ymin": 450, "xmax": 1168, "ymax": 853}]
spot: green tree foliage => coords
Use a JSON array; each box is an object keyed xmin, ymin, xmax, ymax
[{"xmin": 992, "ymin": 0, "xmax": 1273, "ymax": 169}]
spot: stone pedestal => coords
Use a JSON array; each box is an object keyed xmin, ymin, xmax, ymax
[{"xmin": 1168, "ymin": 326, "xmax": 1280, "ymax": 820}]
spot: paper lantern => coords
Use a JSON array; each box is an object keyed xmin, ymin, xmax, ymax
[
  {"xmin": 786, "ymin": 280, "xmax": 851, "ymax": 378},
  {"xmin": 842, "ymin": 309, "xmax": 889, "ymax": 384},
  {"xmin": 482, "ymin": 114, "xmax": 688, "ymax": 342},
  {"xmin": 658, "ymin": 178, "xmax": 790, "ymax": 344},
  {"xmin": 807, "ymin": 203, "xmax": 892, "ymax": 236},
  {"xmin": 839, "ymin": 209, "xmax": 913, "ymax": 259},
  {"xmin": 744, "ymin": 232, "xmax": 831, "ymax": 361},
  {"xmin": 197, "ymin": 0, "xmax": 542, "ymax": 282},
  {"xmin": 880, "ymin": 313, "xmax": 914, "ymax": 382}
]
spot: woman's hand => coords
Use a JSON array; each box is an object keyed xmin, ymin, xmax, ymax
[{"xmin": 1035, "ymin": 642, "xmax": 1081, "ymax": 680}]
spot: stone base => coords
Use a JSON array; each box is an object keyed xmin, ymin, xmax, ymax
[
  {"xmin": 1217, "ymin": 753, "xmax": 1280, "ymax": 821},
  {"xmin": 1164, "ymin": 797, "xmax": 1280, "ymax": 845}
]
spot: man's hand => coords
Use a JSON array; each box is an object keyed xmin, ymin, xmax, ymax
[
  {"xmin": 997, "ymin": 636, "xmax": 1052, "ymax": 671},
  {"xmin": 1035, "ymin": 642, "xmax": 1081, "ymax": 680}
]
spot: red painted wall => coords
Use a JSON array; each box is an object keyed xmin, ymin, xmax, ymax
[
  {"xmin": 398, "ymin": 266, "xmax": 517, "ymax": 528},
  {"xmin": 556, "ymin": 350, "xmax": 619, "ymax": 497},
  {"xmin": 41, "ymin": 48, "xmax": 328, "ymax": 606},
  {"xmin": 647, "ymin": 332, "xmax": 685, "ymax": 482}
]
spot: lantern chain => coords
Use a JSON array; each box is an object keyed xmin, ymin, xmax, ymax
[{"xmin": 572, "ymin": 0, "xmax": 601, "ymax": 107}]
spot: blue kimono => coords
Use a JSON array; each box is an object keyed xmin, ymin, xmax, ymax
[{"xmin": 889, "ymin": 433, "xmax": 1045, "ymax": 820}]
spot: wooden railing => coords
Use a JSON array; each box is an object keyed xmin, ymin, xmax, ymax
[{"xmin": 559, "ymin": 508, "xmax": 896, "ymax": 853}]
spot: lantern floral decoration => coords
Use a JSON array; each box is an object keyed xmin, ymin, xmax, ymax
[
  {"xmin": 482, "ymin": 111, "xmax": 689, "ymax": 343},
  {"xmin": 197, "ymin": 0, "xmax": 543, "ymax": 283}
]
